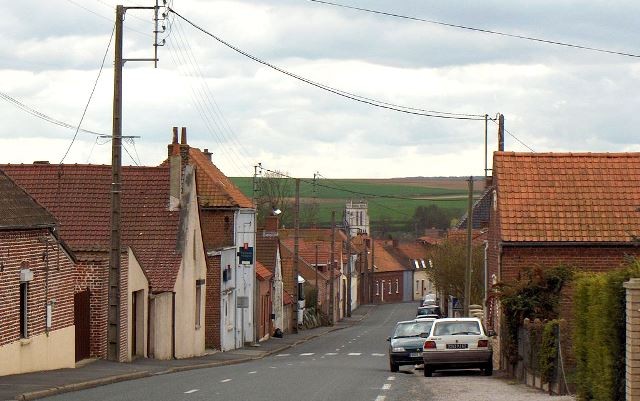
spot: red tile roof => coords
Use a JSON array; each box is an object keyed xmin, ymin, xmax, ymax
[
  {"xmin": 1, "ymin": 164, "xmax": 183, "ymax": 291},
  {"xmin": 0, "ymin": 169, "xmax": 56, "ymax": 229},
  {"xmin": 256, "ymin": 261, "xmax": 273, "ymax": 281},
  {"xmin": 494, "ymin": 152, "xmax": 640, "ymax": 243},
  {"xmin": 188, "ymin": 148, "xmax": 253, "ymax": 208},
  {"xmin": 372, "ymin": 239, "xmax": 410, "ymax": 272}
]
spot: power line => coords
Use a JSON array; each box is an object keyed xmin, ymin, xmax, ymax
[
  {"xmin": 168, "ymin": 7, "xmax": 486, "ymax": 121},
  {"xmin": 309, "ymin": 0, "xmax": 640, "ymax": 59},
  {"xmin": 60, "ymin": 23, "xmax": 115, "ymax": 164},
  {"xmin": 489, "ymin": 118, "xmax": 535, "ymax": 152},
  {"xmin": 0, "ymin": 91, "xmax": 106, "ymax": 136}
]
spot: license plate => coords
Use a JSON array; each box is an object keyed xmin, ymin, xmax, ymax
[
  {"xmin": 410, "ymin": 352, "xmax": 422, "ymax": 357},
  {"xmin": 446, "ymin": 344, "xmax": 468, "ymax": 349}
]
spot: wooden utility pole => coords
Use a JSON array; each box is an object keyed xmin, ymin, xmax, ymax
[
  {"xmin": 108, "ymin": 3, "xmax": 160, "ymax": 361},
  {"xmin": 329, "ymin": 211, "xmax": 335, "ymax": 325},
  {"xmin": 484, "ymin": 114, "xmax": 489, "ymax": 179},
  {"xmin": 346, "ymin": 232, "xmax": 352, "ymax": 317},
  {"xmin": 315, "ymin": 243, "xmax": 319, "ymax": 312},
  {"xmin": 370, "ymin": 235, "xmax": 375, "ymax": 303},
  {"xmin": 464, "ymin": 176, "xmax": 474, "ymax": 317},
  {"xmin": 293, "ymin": 178, "xmax": 300, "ymax": 333},
  {"xmin": 498, "ymin": 113, "xmax": 505, "ymax": 151}
]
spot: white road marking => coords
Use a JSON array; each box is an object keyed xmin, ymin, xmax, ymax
[
  {"xmin": 300, "ymin": 353, "xmax": 314, "ymax": 356},
  {"xmin": 387, "ymin": 376, "xmax": 396, "ymax": 381},
  {"xmin": 348, "ymin": 352, "xmax": 362, "ymax": 356},
  {"xmin": 374, "ymin": 396, "xmax": 386, "ymax": 401},
  {"xmin": 382, "ymin": 383, "xmax": 391, "ymax": 390},
  {"xmin": 276, "ymin": 353, "xmax": 290, "ymax": 357},
  {"xmin": 325, "ymin": 352, "xmax": 338, "ymax": 356},
  {"xmin": 248, "ymin": 371, "xmax": 257, "ymax": 374},
  {"xmin": 184, "ymin": 389, "xmax": 199, "ymax": 394},
  {"xmin": 371, "ymin": 353, "xmax": 385, "ymax": 357},
  {"xmin": 221, "ymin": 379, "xmax": 232, "ymax": 383},
  {"xmin": 270, "ymin": 366, "xmax": 277, "ymax": 369}
]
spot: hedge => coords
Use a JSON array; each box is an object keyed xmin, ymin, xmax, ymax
[{"xmin": 573, "ymin": 261, "xmax": 640, "ymax": 401}]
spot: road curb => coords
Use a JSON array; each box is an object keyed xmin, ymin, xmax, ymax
[
  {"xmin": 15, "ymin": 371, "xmax": 151, "ymax": 401},
  {"xmin": 14, "ymin": 306, "xmax": 375, "ymax": 400}
]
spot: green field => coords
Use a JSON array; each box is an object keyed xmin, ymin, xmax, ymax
[{"xmin": 230, "ymin": 177, "xmax": 483, "ymax": 235}]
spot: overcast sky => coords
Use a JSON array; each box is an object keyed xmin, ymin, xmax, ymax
[{"xmin": 1, "ymin": 0, "xmax": 639, "ymax": 178}]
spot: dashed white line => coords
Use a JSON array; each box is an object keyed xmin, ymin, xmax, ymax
[
  {"xmin": 374, "ymin": 396, "xmax": 386, "ymax": 401},
  {"xmin": 348, "ymin": 352, "xmax": 362, "ymax": 356},
  {"xmin": 300, "ymin": 353, "xmax": 314, "ymax": 356},
  {"xmin": 221, "ymin": 379, "xmax": 232, "ymax": 383},
  {"xmin": 382, "ymin": 383, "xmax": 391, "ymax": 390},
  {"xmin": 325, "ymin": 352, "xmax": 338, "ymax": 356},
  {"xmin": 248, "ymin": 371, "xmax": 257, "ymax": 374},
  {"xmin": 371, "ymin": 353, "xmax": 385, "ymax": 357},
  {"xmin": 276, "ymin": 353, "xmax": 290, "ymax": 357},
  {"xmin": 387, "ymin": 376, "xmax": 396, "ymax": 381},
  {"xmin": 184, "ymin": 389, "xmax": 199, "ymax": 394}
]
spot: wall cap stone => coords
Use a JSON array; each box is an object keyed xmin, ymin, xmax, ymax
[{"xmin": 625, "ymin": 278, "xmax": 640, "ymax": 289}]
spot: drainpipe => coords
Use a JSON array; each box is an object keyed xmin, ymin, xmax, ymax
[{"xmin": 483, "ymin": 240, "xmax": 489, "ymax": 314}]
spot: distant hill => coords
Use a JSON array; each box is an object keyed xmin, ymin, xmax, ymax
[{"xmin": 230, "ymin": 177, "xmax": 485, "ymax": 236}]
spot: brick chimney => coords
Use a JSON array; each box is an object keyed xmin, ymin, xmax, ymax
[
  {"xmin": 179, "ymin": 126, "xmax": 190, "ymax": 169},
  {"xmin": 203, "ymin": 148, "xmax": 212, "ymax": 162},
  {"xmin": 169, "ymin": 127, "xmax": 182, "ymax": 211},
  {"xmin": 265, "ymin": 215, "xmax": 280, "ymax": 232}
]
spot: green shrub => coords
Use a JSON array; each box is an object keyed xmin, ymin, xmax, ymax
[
  {"xmin": 538, "ymin": 319, "xmax": 560, "ymax": 384},
  {"xmin": 574, "ymin": 260, "xmax": 640, "ymax": 401}
]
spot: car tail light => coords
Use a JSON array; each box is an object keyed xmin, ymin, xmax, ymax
[
  {"xmin": 424, "ymin": 340, "xmax": 437, "ymax": 349},
  {"xmin": 477, "ymin": 340, "xmax": 489, "ymax": 348}
]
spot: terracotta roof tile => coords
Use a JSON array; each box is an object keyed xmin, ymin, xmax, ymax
[
  {"xmin": 256, "ymin": 261, "xmax": 273, "ymax": 281},
  {"xmin": 493, "ymin": 152, "xmax": 640, "ymax": 243},
  {"xmin": 1, "ymin": 164, "xmax": 182, "ymax": 291}
]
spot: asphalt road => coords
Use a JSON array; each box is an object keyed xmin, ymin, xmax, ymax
[{"xmin": 42, "ymin": 303, "xmax": 570, "ymax": 401}]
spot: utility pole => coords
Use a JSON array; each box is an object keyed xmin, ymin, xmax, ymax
[
  {"xmin": 484, "ymin": 114, "xmax": 489, "ymax": 180},
  {"xmin": 370, "ymin": 235, "xmax": 375, "ymax": 304},
  {"xmin": 464, "ymin": 176, "xmax": 474, "ymax": 317},
  {"xmin": 293, "ymin": 178, "xmax": 300, "ymax": 333},
  {"xmin": 108, "ymin": 3, "xmax": 161, "ymax": 361},
  {"xmin": 315, "ymin": 243, "xmax": 319, "ymax": 312},
  {"xmin": 329, "ymin": 211, "xmax": 335, "ymax": 325},
  {"xmin": 346, "ymin": 230, "xmax": 352, "ymax": 317}
]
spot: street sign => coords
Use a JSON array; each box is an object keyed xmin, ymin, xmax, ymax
[
  {"xmin": 237, "ymin": 296, "xmax": 249, "ymax": 308},
  {"xmin": 238, "ymin": 245, "xmax": 253, "ymax": 264}
]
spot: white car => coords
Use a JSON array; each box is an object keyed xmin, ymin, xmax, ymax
[{"xmin": 422, "ymin": 317, "xmax": 493, "ymax": 377}]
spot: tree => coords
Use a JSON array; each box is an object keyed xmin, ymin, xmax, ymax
[
  {"xmin": 427, "ymin": 238, "xmax": 485, "ymax": 306},
  {"xmin": 412, "ymin": 204, "xmax": 460, "ymax": 232},
  {"xmin": 256, "ymin": 171, "xmax": 293, "ymax": 227}
]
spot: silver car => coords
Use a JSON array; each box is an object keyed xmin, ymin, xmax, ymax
[{"xmin": 422, "ymin": 318, "xmax": 493, "ymax": 377}]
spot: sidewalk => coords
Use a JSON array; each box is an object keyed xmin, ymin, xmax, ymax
[{"xmin": 0, "ymin": 305, "xmax": 374, "ymax": 401}]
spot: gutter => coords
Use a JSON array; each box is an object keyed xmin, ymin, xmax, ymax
[{"xmin": 500, "ymin": 241, "xmax": 640, "ymax": 248}]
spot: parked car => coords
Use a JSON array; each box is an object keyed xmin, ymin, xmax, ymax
[
  {"xmin": 421, "ymin": 293, "xmax": 437, "ymax": 306},
  {"xmin": 416, "ymin": 305, "xmax": 441, "ymax": 319},
  {"xmin": 387, "ymin": 319, "xmax": 435, "ymax": 372},
  {"xmin": 422, "ymin": 317, "xmax": 493, "ymax": 377}
]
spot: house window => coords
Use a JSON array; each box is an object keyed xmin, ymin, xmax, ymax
[
  {"xmin": 415, "ymin": 280, "xmax": 419, "ymax": 293},
  {"xmin": 388, "ymin": 280, "xmax": 392, "ymax": 294},
  {"xmin": 20, "ymin": 282, "xmax": 28, "ymax": 338},
  {"xmin": 375, "ymin": 281, "xmax": 379, "ymax": 295},
  {"xmin": 195, "ymin": 281, "xmax": 202, "ymax": 329},
  {"xmin": 395, "ymin": 279, "xmax": 399, "ymax": 294}
]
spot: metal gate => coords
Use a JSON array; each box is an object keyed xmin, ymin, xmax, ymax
[{"xmin": 74, "ymin": 290, "xmax": 90, "ymax": 362}]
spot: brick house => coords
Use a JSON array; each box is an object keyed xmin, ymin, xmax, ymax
[
  {"xmin": 487, "ymin": 152, "xmax": 640, "ymax": 368},
  {"xmin": 255, "ymin": 216, "xmax": 285, "ymax": 335},
  {"xmin": 0, "ymin": 170, "xmax": 76, "ymax": 376},
  {"xmin": 370, "ymin": 239, "xmax": 411, "ymax": 304},
  {"xmin": 255, "ymin": 261, "xmax": 273, "ymax": 340},
  {"xmin": 2, "ymin": 162, "xmax": 207, "ymax": 362},
  {"xmin": 163, "ymin": 128, "xmax": 256, "ymax": 351}
]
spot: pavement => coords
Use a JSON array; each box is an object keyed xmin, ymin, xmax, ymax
[{"xmin": 0, "ymin": 305, "xmax": 374, "ymax": 401}]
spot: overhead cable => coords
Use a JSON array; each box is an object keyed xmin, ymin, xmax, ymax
[
  {"xmin": 168, "ymin": 7, "xmax": 486, "ymax": 121},
  {"xmin": 309, "ymin": 0, "xmax": 640, "ymax": 59}
]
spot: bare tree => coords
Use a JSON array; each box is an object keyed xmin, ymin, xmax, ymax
[{"xmin": 256, "ymin": 171, "xmax": 294, "ymax": 227}]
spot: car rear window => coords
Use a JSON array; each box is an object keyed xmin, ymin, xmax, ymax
[
  {"xmin": 394, "ymin": 321, "xmax": 434, "ymax": 338},
  {"xmin": 417, "ymin": 306, "xmax": 440, "ymax": 316},
  {"xmin": 432, "ymin": 321, "xmax": 481, "ymax": 336}
]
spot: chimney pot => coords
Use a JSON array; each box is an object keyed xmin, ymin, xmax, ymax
[
  {"xmin": 181, "ymin": 127, "xmax": 187, "ymax": 145},
  {"xmin": 172, "ymin": 127, "xmax": 178, "ymax": 144},
  {"xmin": 203, "ymin": 148, "xmax": 212, "ymax": 161}
]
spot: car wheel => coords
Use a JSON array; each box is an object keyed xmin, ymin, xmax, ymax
[
  {"xmin": 390, "ymin": 360, "xmax": 399, "ymax": 373},
  {"xmin": 423, "ymin": 366, "xmax": 432, "ymax": 377},
  {"xmin": 483, "ymin": 360, "xmax": 493, "ymax": 376}
]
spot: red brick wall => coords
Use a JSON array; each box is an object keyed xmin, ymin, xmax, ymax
[
  {"xmin": 0, "ymin": 230, "xmax": 75, "ymax": 347},
  {"xmin": 205, "ymin": 255, "xmax": 221, "ymax": 349},
  {"xmin": 371, "ymin": 271, "xmax": 404, "ymax": 304},
  {"xmin": 75, "ymin": 256, "xmax": 109, "ymax": 359},
  {"xmin": 200, "ymin": 210, "xmax": 235, "ymax": 249}
]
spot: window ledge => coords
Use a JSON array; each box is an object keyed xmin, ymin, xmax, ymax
[{"xmin": 20, "ymin": 338, "xmax": 31, "ymax": 346}]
